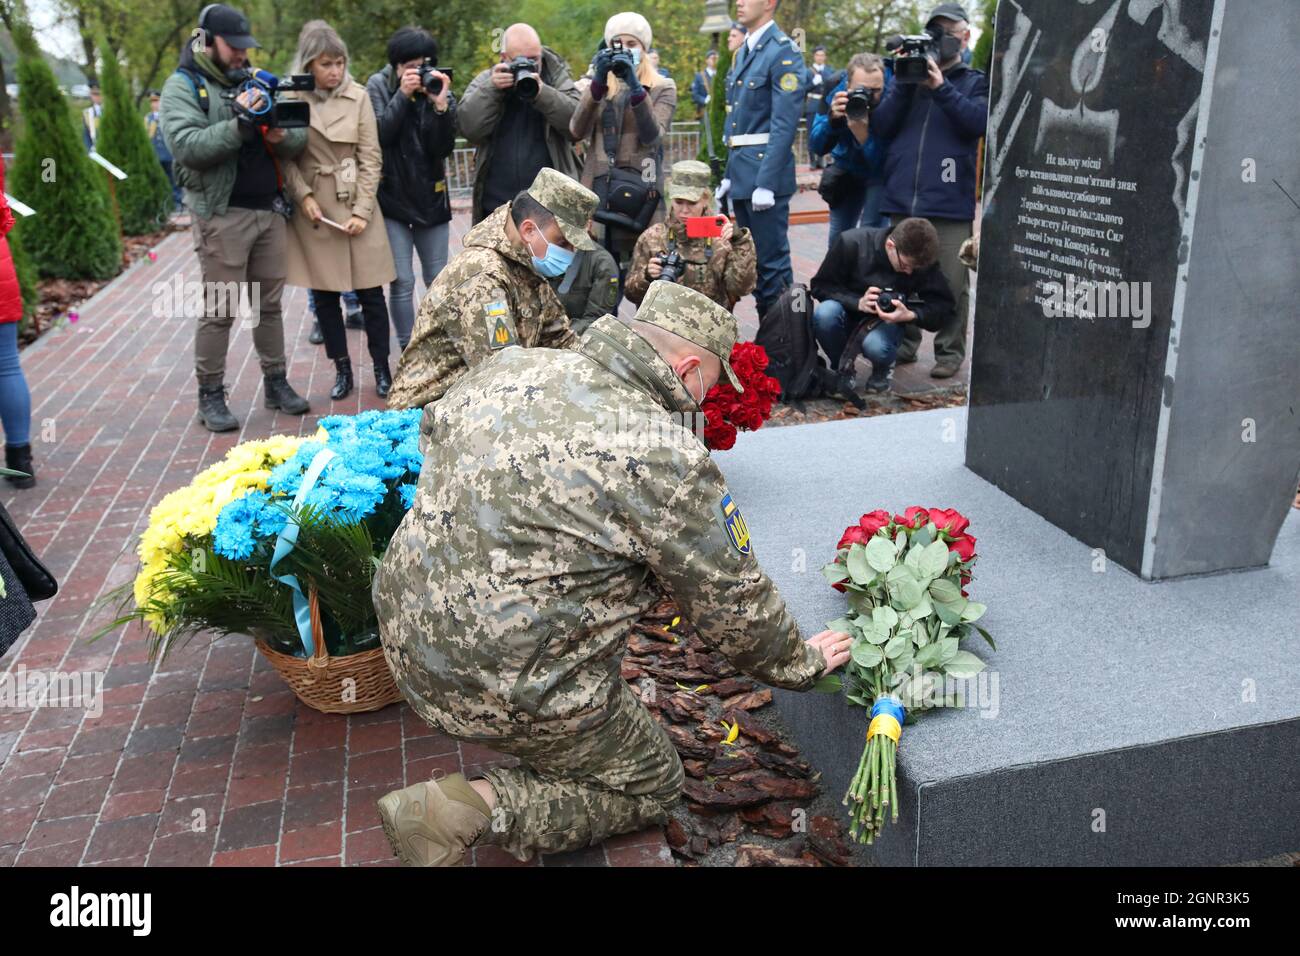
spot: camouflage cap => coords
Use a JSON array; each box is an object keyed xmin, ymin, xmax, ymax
[
  {"xmin": 525, "ymin": 168, "xmax": 598, "ymax": 251},
  {"xmin": 666, "ymin": 160, "xmax": 713, "ymax": 203},
  {"xmin": 634, "ymin": 281, "xmax": 743, "ymax": 393}
]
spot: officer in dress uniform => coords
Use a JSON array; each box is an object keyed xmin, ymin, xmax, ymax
[{"xmin": 718, "ymin": 0, "xmax": 804, "ymax": 320}]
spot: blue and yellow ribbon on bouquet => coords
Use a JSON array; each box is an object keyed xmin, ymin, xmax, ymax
[
  {"xmin": 867, "ymin": 695, "xmax": 906, "ymax": 744},
  {"xmin": 268, "ymin": 447, "xmax": 336, "ymax": 657}
]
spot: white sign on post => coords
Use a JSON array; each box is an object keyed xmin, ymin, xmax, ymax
[
  {"xmin": 87, "ymin": 150, "xmax": 128, "ymax": 180},
  {"xmin": 4, "ymin": 193, "xmax": 35, "ymax": 217}
]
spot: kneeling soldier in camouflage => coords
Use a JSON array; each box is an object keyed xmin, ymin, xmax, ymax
[{"xmin": 372, "ymin": 281, "xmax": 851, "ymax": 866}]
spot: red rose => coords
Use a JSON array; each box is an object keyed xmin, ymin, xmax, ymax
[
  {"xmin": 948, "ymin": 533, "xmax": 977, "ymax": 562},
  {"xmin": 858, "ymin": 509, "xmax": 892, "ymax": 538},
  {"xmin": 704, "ymin": 418, "xmax": 737, "ymax": 450},
  {"xmin": 894, "ymin": 506, "xmax": 929, "ymax": 529},
  {"xmin": 928, "ymin": 508, "xmax": 970, "ymax": 537},
  {"xmin": 837, "ymin": 525, "xmax": 870, "ymax": 549}
]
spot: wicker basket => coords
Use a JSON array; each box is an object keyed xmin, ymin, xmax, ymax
[{"xmin": 254, "ymin": 586, "xmax": 403, "ymax": 715}]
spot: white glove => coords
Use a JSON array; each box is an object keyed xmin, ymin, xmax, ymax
[
  {"xmin": 751, "ymin": 187, "xmax": 775, "ymax": 211},
  {"xmin": 714, "ymin": 178, "xmax": 731, "ymax": 202}
]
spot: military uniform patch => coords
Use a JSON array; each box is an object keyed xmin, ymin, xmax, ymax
[
  {"xmin": 779, "ymin": 72, "xmax": 799, "ymax": 92},
  {"xmin": 718, "ymin": 493, "xmax": 751, "ymax": 555},
  {"xmin": 485, "ymin": 301, "xmax": 516, "ymax": 349}
]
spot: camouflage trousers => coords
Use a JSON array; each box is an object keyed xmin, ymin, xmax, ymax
[{"xmin": 474, "ymin": 682, "xmax": 685, "ymax": 861}]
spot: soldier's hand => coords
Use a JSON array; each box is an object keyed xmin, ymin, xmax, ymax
[
  {"xmin": 808, "ymin": 629, "xmax": 853, "ymax": 675},
  {"xmin": 719, "ymin": 218, "xmax": 734, "ymax": 243},
  {"xmin": 647, "ymin": 258, "xmax": 663, "ymax": 279}
]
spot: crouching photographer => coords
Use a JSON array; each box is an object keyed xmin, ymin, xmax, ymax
[
  {"xmin": 623, "ymin": 160, "xmax": 754, "ymax": 310},
  {"xmin": 161, "ymin": 3, "xmax": 311, "ymax": 432},
  {"xmin": 809, "ymin": 217, "xmax": 953, "ymax": 395}
]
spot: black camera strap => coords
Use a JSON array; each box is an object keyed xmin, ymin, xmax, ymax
[{"xmin": 600, "ymin": 98, "xmax": 622, "ymax": 171}]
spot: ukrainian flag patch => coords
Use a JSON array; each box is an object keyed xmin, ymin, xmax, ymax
[{"xmin": 719, "ymin": 493, "xmax": 752, "ymax": 555}]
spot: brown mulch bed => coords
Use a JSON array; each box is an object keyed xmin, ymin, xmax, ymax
[
  {"xmin": 768, "ymin": 385, "xmax": 968, "ymax": 427},
  {"xmin": 18, "ymin": 219, "xmax": 187, "ymax": 348},
  {"xmin": 626, "ymin": 598, "xmax": 855, "ymax": 867}
]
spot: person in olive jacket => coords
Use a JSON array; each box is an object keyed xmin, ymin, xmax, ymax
[{"xmin": 366, "ymin": 26, "xmax": 458, "ymax": 353}]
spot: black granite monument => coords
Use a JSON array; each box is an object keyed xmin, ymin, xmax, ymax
[{"xmin": 967, "ymin": 0, "xmax": 1300, "ymax": 579}]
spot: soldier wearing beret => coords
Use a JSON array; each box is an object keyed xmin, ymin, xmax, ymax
[
  {"xmin": 386, "ymin": 167, "xmax": 597, "ymax": 410},
  {"xmin": 624, "ymin": 160, "xmax": 757, "ymax": 311},
  {"xmin": 373, "ymin": 282, "xmax": 852, "ymax": 866}
]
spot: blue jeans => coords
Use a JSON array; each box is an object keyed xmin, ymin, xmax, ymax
[
  {"xmin": 811, "ymin": 299, "xmax": 903, "ymax": 383},
  {"xmin": 828, "ymin": 179, "xmax": 889, "ymax": 246},
  {"xmin": 0, "ymin": 322, "xmax": 32, "ymax": 446},
  {"xmin": 385, "ymin": 219, "xmax": 450, "ymax": 352}
]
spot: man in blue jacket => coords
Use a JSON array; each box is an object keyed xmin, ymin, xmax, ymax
[
  {"xmin": 868, "ymin": 2, "xmax": 987, "ymax": 378},
  {"xmin": 690, "ymin": 49, "xmax": 717, "ymax": 119},
  {"xmin": 809, "ymin": 53, "xmax": 891, "ymax": 243},
  {"xmin": 719, "ymin": 0, "xmax": 805, "ymax": 320}
]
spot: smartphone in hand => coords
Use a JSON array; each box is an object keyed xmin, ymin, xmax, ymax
[{"xmin": 684, "ymin": 215, "xmax": 728, "ymax": 239}]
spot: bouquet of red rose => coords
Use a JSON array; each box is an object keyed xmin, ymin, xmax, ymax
[
  {"xmin": 700, "ymin": 342, "xmax": 782, "ymax": 451},
  {"xmin": 821, "ymin": 507, "xmax": 995, "ymax": 844}
]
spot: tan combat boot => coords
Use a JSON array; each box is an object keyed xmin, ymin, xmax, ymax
[{"xmin": 376, "ymin": 772, "xmax": 493, "ymax": 867}]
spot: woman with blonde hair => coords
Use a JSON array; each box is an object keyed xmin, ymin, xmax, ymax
[
  {"xmin": 569, "ymin": 12, "xmax": 676, "ymax": 299},
  {"xmin": 283, "ymin": 20, "xmax": 397, "ymax": 400}
]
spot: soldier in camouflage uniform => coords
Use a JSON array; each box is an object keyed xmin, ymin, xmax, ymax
[
  {"xmin": 385, "ymin": 167, "xmax": 599, "ymax": 410},
  {"xmin": 624, "ymin": 160, "xmax": 757, "ymax": 310},
  {"xmin": 372, "ymin": 281, "xmax": 853, "ymax": 866}
]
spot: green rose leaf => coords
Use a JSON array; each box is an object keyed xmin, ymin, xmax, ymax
[
  {"xmin": 865, "ymin": 535, "xmax": 898, "ymax": 573},
  {"xmin": 812, "ymin": 673, "xmax": 844, "ymax": 693},
  {"xmin": 822, "ymin": 563, "xmax": 850, "ymax": 585},
  {"xmin": 851, "ymin": 641, "xmax": 884, "ymax": 668},
  {"xmin": 915, "ymin": 642, "xmax": 945, "ymax": 668},
  {"xmin": 884, "ymin": 633, "xmax": 909, "ymax": 659},
  {"xmin": 934, "ymin": 596, "xmax": 965, "ymax": 625},
  {"xmin": 912, "ymin": 523, "xmax": 934, "ymax": 548},
  {"xmin": 976, "ymin": 625, "xmax": 997, "ymax": 651},
  {"xmin": 825, "ymin": 617, "xmax": 855, "ymax": 634},
  {"xmin": 961, "ymin": 602, "xmax": 987, "ymax": 622},
  {"xmin": 872, "ymin": 606, "xmax": 899, "ymax": 631},
  {"xmin": 847, "ymin": 544, "xmax": 873, "ymax": 584},
  {"xmin": 943, "ymin": 650, "xmax": 986, "ymax": 678},
  {"xmin": 937, "ymin": 637, "xmax": 959, "ymax": 665},
  {"xmin": 918, "ymin": 540, "xmax": 951, "ymax": 580},
  {"xmin": 929, "ymin": 577, "xmax": 963, "ymax": 604}
]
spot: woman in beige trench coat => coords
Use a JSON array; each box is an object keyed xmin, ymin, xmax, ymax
[{"xmin": 283, "ymin": 20, "xmax": 397, "ymax": 400}]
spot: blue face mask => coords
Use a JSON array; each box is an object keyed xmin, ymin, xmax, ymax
[
  {"xmin": 526, "ymin": 224, "xmax": 575, "ymax": 277},
  {"xmin": 630, "ymin": 49, "xmax": 642, "ymax": 67}
]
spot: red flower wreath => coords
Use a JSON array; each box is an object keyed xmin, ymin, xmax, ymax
[{"xmin": 700, "ymin": 342, "xmax": 782, "ymax": 451}]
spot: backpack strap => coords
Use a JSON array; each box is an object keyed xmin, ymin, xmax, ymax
[{"xmin": 175, "ymin": 67, "xmax": 210, "ymax": 114}]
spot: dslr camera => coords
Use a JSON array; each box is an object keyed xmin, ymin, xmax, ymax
[
  {"xmin": 656, "ymin": 250, "xmax": 685, "ymax": 283},
  {"xmin": 505, "ymin": 55, "xmax": 540, "ymax": 101},
  {"xmin": 416, "ymin": 60, "xmax": 453, "ymax": 96},
  {"xmin": 607, "ymin": 38, "xmax": 638, "ymax": 82},
  {"xmin": 844, "ymin": 86, "xmax": 879, "ymax": 122},
  {"xmin": 876, "ymin": 289, "xmax": 903, "ymax": 312},
  {"xmin": 227, "ymin": 68, "xmax": 315, "ymax": 128},
  {"xmin": 887, "ymin": 33, "xmax": 937, "ymax": 84}
]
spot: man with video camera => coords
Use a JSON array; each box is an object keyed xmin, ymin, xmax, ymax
[
  {"xmin": 161, "ymin": 3, "xmax": 311, "ymax": 431},
  {"xmin": 458, "ymin": 23, "xmax": 582, "ymax": 225},
  {"xmin": 809, "ymin": 217, "xmax": 954, "ymax": 396},
  {"xmin": 868, "ymin": 2, "xmax": 987, "ymax": 380}
]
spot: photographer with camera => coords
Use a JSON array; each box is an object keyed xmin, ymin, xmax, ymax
[
  {"xmin": 161, "ymin": 3, "xmax": 311, "ymax": 431},
  {"xmin": 366, "ymin": 27, "xmax": 457, "ymax": 354},
  {"xmin": 811, "ymin": 53, "xmax": 892, "ymax": 243},
  {"xmin": 623, "ymin": 160, "xmax": 755, "ymax": 310},
  {"xmin": 570, "ymin": 13, "xmax": 677, "ymax": 301},
  {"xmin": 869, "ymin": 2, "xmax": 987, "ymax": 379},
  {"xmin": 459, "ymin": 23, "xmax": 582, "ymax": 226},
  {"xmin": 809, "ymin": 217, "xmax": 954, "ymax": 395},
  {"xmin": 279, "ymin": 20, "xmax": 395, "ymax": 402}
]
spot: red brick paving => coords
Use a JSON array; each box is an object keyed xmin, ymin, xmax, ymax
[{"xmin": 0, "ymin": 184, "xmax": 960, "ymax": 869}]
